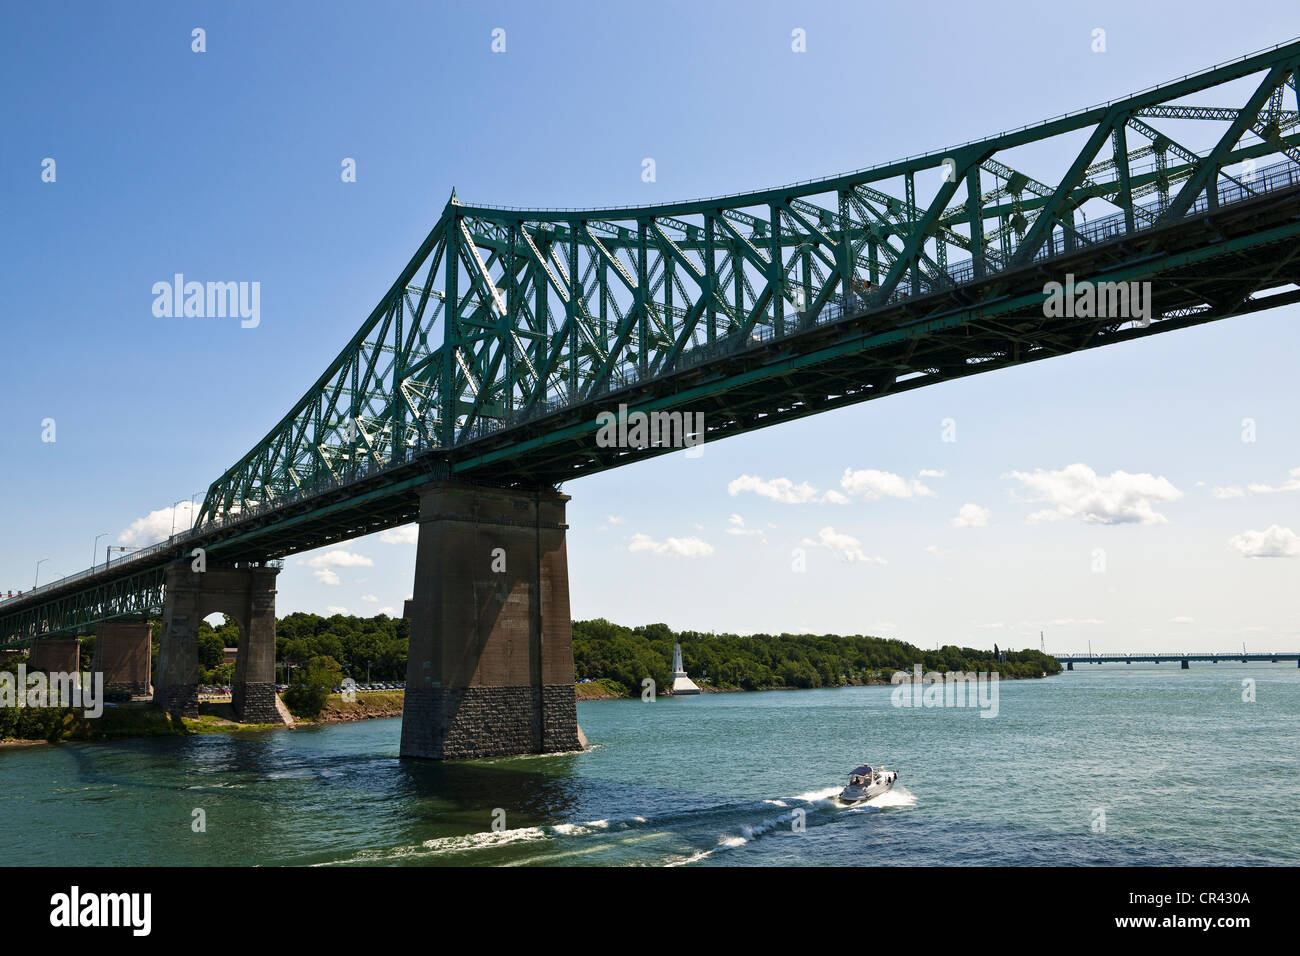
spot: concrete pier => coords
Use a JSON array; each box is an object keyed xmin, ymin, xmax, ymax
[
  {"xmin": 156, "ymin": 562, "xmax": 281, "ymax": 722},
  {"xmin": 29, "ymin": 636, "xmax": 81, "ymax": 675},
  {"xmin": 94, "ymin": 621, "xmax": 152, "ymax": 696},
  {"xmin": 400, "ymin": 482, "xmax": 581, "ymax": 760}
]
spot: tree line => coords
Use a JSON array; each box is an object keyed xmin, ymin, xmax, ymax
[{"xmin": 573, "ymin": 619, "xmax": 1062, "ymax": 695}]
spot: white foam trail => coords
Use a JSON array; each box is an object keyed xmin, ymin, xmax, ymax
[
  {"xmin": 669, "ymin": 787, "xmax": 849, "ymax": 866},
  {"xmin": 867, "ymin": 785, "xmax": 916, "ymax": 808},
  {"xmin": 551, "ymin": 823, "xmax": 592, "ymax": 836},
  {"xmin": 666, "ymin": 848, "xmax": 714, "ymax": 867},
  {"xmin": 791, "ymin": 785, "xmax": 843, "ymax": 803}
]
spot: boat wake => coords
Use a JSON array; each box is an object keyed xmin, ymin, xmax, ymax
[
  {"xmin": 667, "ymin": 786, "xmax": 848, "ymax": 865},
  {"xmin": 312, "ymin": 784, "xmax": 917, "ymax": 867},
  {"xmin": 841, "ymin": 785, "xmax": 917, "ymax": 813}
]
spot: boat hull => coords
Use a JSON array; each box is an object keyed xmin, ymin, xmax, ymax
[{"xmin": 838, "ymin": 770, "xmax": 898, "ymax": 803}]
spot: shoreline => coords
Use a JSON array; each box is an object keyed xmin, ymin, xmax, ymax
[
  {"xmin": 1, "ymin": 673, "xmax": 1054, "ymax": 747},
  {"xmin": 576, "ymin": 669, "xmax": 1053, "ymax": 700}
]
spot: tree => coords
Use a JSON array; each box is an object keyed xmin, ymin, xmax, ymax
[
  {"xmin": 197, "ymin": 631, "xmax": 225, "ymax": 670},
  {"xmin": 283, "ymin": 655, "xmax": 342, "ymax": 719}
]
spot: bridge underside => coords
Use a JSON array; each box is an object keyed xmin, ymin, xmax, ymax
[
  {"xmin": 455, "ymin": 184, "xmax": 1300, "ymax": 486},
  {"xmin": 4, "ymin": 181, "xmax": 1299, "ymax": 639},
  {"xmin": 99, "ymin": 179, "xmax": 1300, "ymax": 567}
]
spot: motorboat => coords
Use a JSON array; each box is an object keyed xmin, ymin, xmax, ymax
[{"xmin": 838, "ymin": 764, "xmax": 898, "ymax": 803}]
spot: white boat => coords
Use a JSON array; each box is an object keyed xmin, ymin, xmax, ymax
[{"xmin": 838, "ymin": 764, "xmax": 898, "ymax": 803}]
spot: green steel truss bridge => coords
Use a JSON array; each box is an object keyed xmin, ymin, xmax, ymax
[{"xmin": 6, "ymin": 39, "xmax": 1300, "ymax": 646}]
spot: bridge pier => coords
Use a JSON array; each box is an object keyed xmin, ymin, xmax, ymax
[
  {"xmin": 29, "ymin": 636, "xmax": 81, "ymax": 675},
  {"xmin": 400, "ymin": 481, "xmax": 582, "ymax": 760},
  {"xmin": 1066, "ymin": 661, "xmax": 1073, "ymax": 670},
  {"xmin": 94, "ymin": 621, "xmax": 152, "ymax": 696},
  {"xmin": 156, "ymin": 562, "xmax": 282, "ymax": 722},
  {"xmin": 1181, "ymin": 658, "xmax": 1190, "ymax": 669}
]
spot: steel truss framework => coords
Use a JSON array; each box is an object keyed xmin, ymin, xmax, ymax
[
  {"xmin": 0, "ymin": 566, "xmax": 164, "ymax": 643},
  {"xmin": 6, "ymin": 39, "xmax": 1300, "ymax": 644},
  {"xmin": 196, "ymin": 38, "xmax": 1300, "ymax": 522}
]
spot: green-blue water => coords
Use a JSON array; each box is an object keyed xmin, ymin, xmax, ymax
[{"xmin": 2, "ymin": 663, "xmax": 1296, "ymax": 866}]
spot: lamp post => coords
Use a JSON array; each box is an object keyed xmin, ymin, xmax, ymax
[
  {"xmin": 93, "ymin": 532, "xmax": 109, "ymax": 570},
  {"xmin": 105, "ymin": 545, "xmax": 144, "ymax": 569},
  {"xmin": 34, "ymin": 558, "xmax": 49, "ymax": 589},
  {"xmin": 170, "ymin": 498, "xmax": 187, "ymax": 538}
]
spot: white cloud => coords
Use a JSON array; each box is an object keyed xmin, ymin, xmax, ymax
[
  {"xmin": 379, "ymin": 525, "xmax": 418, "ymax": 544},
  {"xmin": 1212, "ymin": 486, "xmax": 1246, "ymax": 499},
  {"xmin": 977, "ymin": 622, "xmax": 1005, "ymax": 629},
  {"xmin": 1229, "ymin": 525, "xmax": 1300, "ymax": 558},
  {"xmin": 801, "ymin": 527, "xmax": 886, "ymax": 565},
  {"xmin": 918, "ymin": 469, "xmax": 947, "ymax": 479},
  {"xmin": 840, "ymin": 468, "xmax": 934, "ymax": 500},
  {"xmin": 1172, "ymin": 616, "xmax": 1195, "ymax": 624},
  {"xmin": 326, "ymin": 606, "xmax": 349, "ymax": 615},
  {"xmin": 118, "ymin": 501, "xmax": 198, "ymax": 546},
  {"xmin": 307, "ymin": 550, "xmax": 373, "ymax": 569},
  {"xmin": 607, "ymin": 515, "xmax": 625, "ymax": 525},
  {"xmin": 725, "ymin": 514, "xmax": 766, "ymax": 540},
  {"xmin": 1008, "ymin": 463, "xmax": 1182, "ymax": 524},
  {"xmin": 1245, "ymin": 467, "xmax": 1300, "ymax": 494},
  {"xmin": 627, "ymin": 533, "xmax": 715, "ymax": 558},
  {"xmin": 728, "ymin": 474, "xmax": 831, "ymax": 504},
  {"xmin": 360, "ymin": 594, "xmax": 379, "ymax": 603},
  {"xmin": 377, "ymin": 606, "xmax": 396, "ymax": 616},
  {"xmin": 307, "ymin": 550, "xmax": 373, "ymax": 586},
  {"xmin": 951, "ymin": 503, "xmax": 990, "ymax": 528}
]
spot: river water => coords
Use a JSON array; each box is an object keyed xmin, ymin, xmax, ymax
[{"xmin": 1, "ymin": 662, "xmax": 1295, "ymax": 866}]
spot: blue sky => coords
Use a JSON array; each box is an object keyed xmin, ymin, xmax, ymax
[{"xmin": 2, "ymin": 1, "xmax": 1298, "ymax": 655}]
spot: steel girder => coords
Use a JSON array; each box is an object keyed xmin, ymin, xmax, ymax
[
  {"xmin": 192, "ymin": 38, "xmax": 1300, "ymax": 527},
  {"xmin": 0, "ymin": 565, "xmax": 164, "ymax": 646}
]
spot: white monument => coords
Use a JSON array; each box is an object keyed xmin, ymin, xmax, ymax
[{"xmin": 670, "ymin": 643, "xmax": 701, "ymax": 695}]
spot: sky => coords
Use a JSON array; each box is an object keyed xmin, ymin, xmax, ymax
[{"xmin": 1, "ymin": 1, "xmax": 1298, "ymax": 656}]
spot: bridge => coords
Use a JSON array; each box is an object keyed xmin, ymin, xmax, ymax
[
  {"xmin": 4, "ymin": 39, "xmax": 1300, "ymax": 757},
  {"xmin": 1057, "ymin": 652, "xmax": 1300, "ymax": 669}
]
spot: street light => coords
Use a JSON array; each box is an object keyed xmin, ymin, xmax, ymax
[
  {"xmin": 34, "ymin": 558, "xmax": 49, "ymax": 589},
  {"xmin": 170, "ymin": 498, "xmax": 188, "ymax": 537},
  {"xmin": 105, "ymin": 545, "xmax": 145, "ymax": 569},
  {"xmin": 93, "ymin": 532, "xmax": 109, "ymax": 570}
]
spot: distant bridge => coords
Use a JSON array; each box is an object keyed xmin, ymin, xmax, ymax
[{"xmin": 1056, "ymin": 652, "xmax": 1300, "ymax": 669}]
